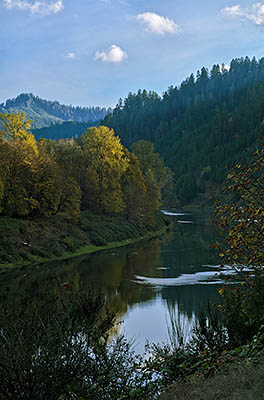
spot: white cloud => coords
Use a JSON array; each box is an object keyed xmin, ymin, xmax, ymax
[
  {"xmin": 222, "ymin": 2, "xmax": 264, "ymax": 25},
  {"xmin": 65, "ymin": 52, "xmax": 76, "ymax": 60},
  {"xmin": 222, "ymin": 5, "xmax": 242, "ymax": 18},
  {"xmin": 136, "ymin": 12, "xmax": 180, "ymax": 35},
  {"xmin": 94, "ymin": 45, "xmax": 128, "ymax": 63},
  {"xmin": 3, "ymin": 0, "xmax": 64, "ymax": 16}
]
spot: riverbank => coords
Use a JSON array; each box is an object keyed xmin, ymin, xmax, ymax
[
  {"xmin": 0, "ymin": 210, "xmax": 171, "ymax": 269},
  {"xmin": 160, "ymin": 359, "xmax": 264, "ymax": 400}
]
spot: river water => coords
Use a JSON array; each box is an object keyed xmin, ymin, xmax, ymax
[
  {"xmin": 2, "ymin": 211, "xmax": 225, "ymax": 354},
  {"xmin": 117, "ymin": 211, "xmax": 223, "ymax": 352}
]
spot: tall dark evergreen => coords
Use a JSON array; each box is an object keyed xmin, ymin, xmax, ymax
[{"xmin": 102, "ymin": 56, "xmax": 264, "ymax": 204}]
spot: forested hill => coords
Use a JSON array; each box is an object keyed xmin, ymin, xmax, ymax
[
  {"xmin": 32, "ymin": 121, "xmax": 96, "ymax": 141},
  {"xmin": 0, "ymin": 93, "xmax": 112, "ymax": 129},
  {"xmin": 103, "ymin": 56, "xmax": 264, "ymax": 204}
]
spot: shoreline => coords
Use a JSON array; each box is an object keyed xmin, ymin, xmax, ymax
[{"xmin": 0, "ymin": 223, "xmax": 170, "ymax": 271}]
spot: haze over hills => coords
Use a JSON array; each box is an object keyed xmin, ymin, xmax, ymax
[{"xmin": 0, "ymin": 93, "xmax": 112, "ymax": 129}]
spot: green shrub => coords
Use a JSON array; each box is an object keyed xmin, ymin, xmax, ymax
[
  {"xmin": 0, "ymin": 290, "xmax": 160, "ymax": 400},
  {"xmin": 218, "ymin": 274, "xmax": 264, "ymax": 347},
  {"xmin": 0, "ymin": 291, "xmax": 104, "ymax": 399},
  {"xmin": 31, "ymin": 246, "xmax": 51, "ymax": 258},
  {"xmin": 63, "ymin": 236, "xmax": 77, "ymax": 252}
]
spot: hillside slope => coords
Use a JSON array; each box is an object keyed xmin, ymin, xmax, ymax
[
  {"xmin": 0, "ymin": 93, "xmax": 112, "ymax": 129},
  {"xmin": 32, "ymin": 121, "xmax": 96, "ymax": 141},
  {"xmin": 103, "ymin": 56, "xmax": 264, "ymax": 204}
]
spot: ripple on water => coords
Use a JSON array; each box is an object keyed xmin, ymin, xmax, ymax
[
  {"xmin": 133, "ymin": 268, "xmax": 239, "ymax": 287},
  {"xmin": 161, "ymin": 210, "xmax": 187, "ymax": 216}
]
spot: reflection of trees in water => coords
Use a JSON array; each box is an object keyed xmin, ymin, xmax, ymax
[
  {"xmin": 0, "ymin": 286, "xmax": 126, "ymax": 400},
  {"xmin": 163, "ymin": 285, "xmax": 222, "ymax": 346},
  {"xmin": 163, "ymin": 285, "xmax": 221, "ymax": 320},
  {"xmin": 0, "ymin": 216, "xmax": 221, "ymax": 345},
  {"xmin": 76, "ymin": 240, "xmax": 163, "ymax": 318},
  {"xmin": 166, "ymin": 298, "xmax": 196, "ymax": 348},
  {"xmin": 161, "ymin": 223, "xmax": 219, "ymax": 275},
  {"xmin": 0, "ymin": 239, "xmax": 163, "ymax": 337}
]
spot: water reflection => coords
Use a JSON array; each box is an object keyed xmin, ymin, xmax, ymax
[
  {"xmin": 0, "ymin": 211, "xmax": 223, "ymax": 354},
  {"xmin": 166, "ymin": 299, "xmax": 197, "ymax": 348}
]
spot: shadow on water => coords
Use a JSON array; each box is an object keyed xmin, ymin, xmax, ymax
[{"xmin": 0, "ymin": 210, "xmax": 224, "ymax": 353}]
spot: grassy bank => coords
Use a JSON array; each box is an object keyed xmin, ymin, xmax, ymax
[
  {"xmin": 160, "ymin": 360, "xmax": 264, "ymax": 400},
  {"xmin": 0, "ymin": 210, "xmax": 170, "ymax": 268}
]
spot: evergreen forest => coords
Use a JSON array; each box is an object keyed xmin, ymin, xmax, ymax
[
  {"xmin": 2, "ymin": 57, "xmax": 264, "ymax": 399},
  {"xmin": 103, "ymin": 56, "xmax": 264, "ymax": 204},
  {"xmin": 6, "ymin": 57, "xmax": 264, "ymax": 207},
  {"xmin": 32, "ymin": 121, "xmax": 97, "ymax": 141}
]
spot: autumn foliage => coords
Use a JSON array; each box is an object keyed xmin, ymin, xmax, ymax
[
  {"xmin": 215, "ymin": 143, "xmax": 264, "ymax": 345},
  {"xmin": 0, "ymin": 112, "xmax": 166, "ymax": 225},
  {"xmin": 215, "ymin": 143, "xmax": 264, "ymax": 270}
]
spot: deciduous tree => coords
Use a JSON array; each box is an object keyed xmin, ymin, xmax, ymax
[
  {"xmin": 121, "ymin": 150, "xmax": 147, "ymax": 223},
  {"xmin": 216, "ymin": 143, "xmax": 264, "ymax": 270},
  {"xmin": 0, "ymin": 111, "xmax": 38, "ymax": 154},
  {"xmin": 81, "ymin": 126, "xmax": 128, "ymax": 214}
]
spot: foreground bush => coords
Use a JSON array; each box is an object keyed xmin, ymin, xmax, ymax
[
  {"xmin": 0, "ymin": 290, "xmax": 158, "ymax": 400},
  {"xmin": 145, "ymin": 280, "xmax": 264, "ymax": 393}
]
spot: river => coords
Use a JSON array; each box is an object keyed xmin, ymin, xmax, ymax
[{"xmin": 1, "ymin": 210, "xmax": 225, "ymax": 354}]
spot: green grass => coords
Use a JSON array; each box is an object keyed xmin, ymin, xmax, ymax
[
  {"xmin": 59, "ymin": 224, "xmax": 168, "ymax": 257},
  {"xmin": 0, "ymin": 211, "xmax": 170, "ymax": 268}
]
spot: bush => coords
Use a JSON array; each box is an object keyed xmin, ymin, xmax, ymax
[
  {"xmin": 0, "ymin": 290, "xmax": 159, "ymax": 400},
  {"xmin": 218, "ymin": 274, "xmax": 264, "ymax": 347},
  {"xmin": 63, "ymin": 236, "xmax": 77, "ymax": 252}
]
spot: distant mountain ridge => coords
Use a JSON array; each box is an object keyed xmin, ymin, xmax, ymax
[{"xmin": 0, "ymin": 93, "xmax": 112, "ymax": 129}]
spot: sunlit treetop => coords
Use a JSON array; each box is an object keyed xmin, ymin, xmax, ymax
[{"xmin": 0, "ymin": 112, "xmax": 38, "ymax": 155}]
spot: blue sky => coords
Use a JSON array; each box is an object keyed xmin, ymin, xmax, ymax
[{"xmin": 1, "ymin": 0, "xmax": 264, "ymax": 107}]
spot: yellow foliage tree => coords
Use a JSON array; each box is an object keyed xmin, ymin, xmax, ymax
[
  {"xmin": 216, "ymin": 144, "xmax": 264, "ymax": 270},
  {"xmin": 0, "ymin": 111, "xmax": 38, "ymax": 155},
  {"xmin": 0, "ymin": 111, "xmax": 31, "ymax": 139},
  {"xmin": 81, "ymin": 126, "xmax": 128, "ymax": 214},
  {"xmin": 0, "ymin": 112, "xmax": 39, "ymax": 216},
  {"xmin": 215, "ymin": 144, "xmax": 264, "ymax": 346},
  {"xmin": 0, "ymin": 113, "xmax": 80, "ymax": 219},
  {"xmin": 26, "ymin": 143, "xmax": 81, "ymax": 220},
  {"xmin": 121, "ymin": 150, "xmax": 147, "ymax": 223},
  {"xmin": 0, "ymin": 140, "xmax": 38, "ymax": 216}
]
